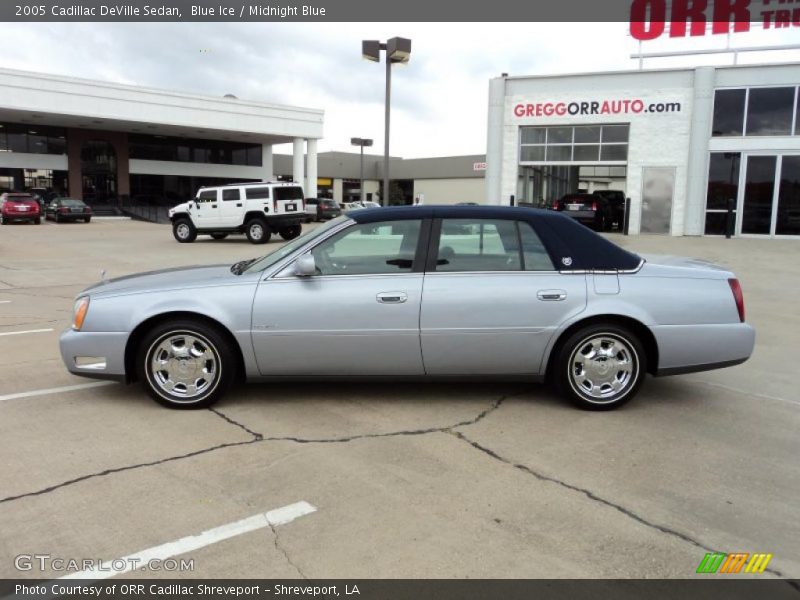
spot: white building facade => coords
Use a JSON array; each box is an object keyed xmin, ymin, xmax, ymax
[{"xmin": 486, "ymin": 63, "xmax": 800, "ymax": 237}]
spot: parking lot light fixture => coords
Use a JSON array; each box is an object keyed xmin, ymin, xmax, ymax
[
  {"xmin": 361, "ymin": 37, "xmax": 411, "ymax": 206},
  {"xmin": 350, "ymin": 137, "xmax": 373, "ymax": 204}
]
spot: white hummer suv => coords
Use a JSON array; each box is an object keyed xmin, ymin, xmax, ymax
[{"xmin": 168, "ymin": 182, "xmax": 306, "ymax": 244}]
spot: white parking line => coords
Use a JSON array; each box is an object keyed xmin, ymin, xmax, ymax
[
  {"xmin": 0, "ymin": 327, "xmax": 54, "ymax": 337},
  {"xmin": 0, "ymin": 300, "xmax": 11, "ymax": 304},
  {"xmin": 0, "ymin": 382, "xmax": 114, "ymax": 403},
  {"xmin": 60, "ymin": 501, "xmax": 317, "ymax": 580}
]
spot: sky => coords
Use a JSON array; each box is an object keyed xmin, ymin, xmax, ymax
[{"xmin": 2, "ymin": 22, "xmax": 799, "ymax": 158}]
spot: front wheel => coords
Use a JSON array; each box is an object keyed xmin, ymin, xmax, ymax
[
  {"xmin": 279, "ymin": 225, "xmax": 302, "ymax": 240},
  {"xmin": 173, "ymin": 218, "xmax": 197, "ymax": 243},
  {"xmin": 554, "ymin": 324, "xmax": 646, "ymax": 411},
  {"xmin": 137, "ymin": 320, "xmax": 235, "ymax": 409},
  {"xmin": 245, "ymin": 218, "xmax": 271, "ymax": 244}
]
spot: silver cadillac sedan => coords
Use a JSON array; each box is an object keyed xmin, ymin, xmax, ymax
[{"xmin": 60, "ymin": 206, "xmax": 755, "ymax": 411}]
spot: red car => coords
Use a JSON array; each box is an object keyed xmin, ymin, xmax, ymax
[{"xmin": 0, "ymin": 193, "xmax": 41, "ymax": 225}]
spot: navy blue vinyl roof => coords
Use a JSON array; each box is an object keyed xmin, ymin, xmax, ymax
[{"xmin": 349, "ymin": 205, "xmax": 642, "ymax": 271}]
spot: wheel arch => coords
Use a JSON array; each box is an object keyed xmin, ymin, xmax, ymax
[
  {"xmin": 544, "ymin": 314, "xmax": 659, "ymax": 380},
  {"xmin": 244, "ymin": 211, "xmax": 269, "ymax": 225},
  {"xmin": 124, "ymin": 311, "xmax": 246, "ymax": 384},
  {"xmin": 170, "ymin": 212, "xmax": 190, "ymax": 223}
]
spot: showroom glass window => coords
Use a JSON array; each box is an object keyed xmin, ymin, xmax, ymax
[
  {"xmin": 0, "ymin": 123, "xmax": 66, "ymax": 154},
  {"xmin": 520, "ymin": 125, "xmax": 628, "ymax": 163},
  {"xmin": 712, "ymin": 89, "xmax": 746, "ymax": 136},
  {"xmin": 704, "ymin": 153, "xmax": 740, "ymax": 235},
  {"xmin": 746, "ymin": 87, "xmax": 795, "ymax": 136},
  {"xmin": 311, "ymin": 220, "xmax": 422, "ymax": 276},
  {"xmin": 435, "ymin": 219, "xmax": 554, "ymax": 272},
  {"xmin": 129, "ymin": 134, "xmax": 262, "ymax": 167}
]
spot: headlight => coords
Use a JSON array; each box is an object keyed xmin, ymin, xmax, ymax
[{"xmin": 72, "ymin": 296, "xmax": 90, "ymax": 331}]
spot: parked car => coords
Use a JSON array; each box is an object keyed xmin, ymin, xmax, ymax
[
  {"xmin": 27, "ymin": 187, "xmax": 57, "ymax": 211},
  {"xmin": 168, "ymin": 181, "xmax": 306, "ymax": 244},
  {"xmin": 344, "ymin": 200, "xmax": 381, "ymax": 212},
  {"xmin": 304, "ymin": 198, "xmax": 342, "ymax": 222},
  {"xmin": 60, "ymin": 206, "xmax": 754, "ymax": 412},
  {"xmin": 592, "ymin": 190, "xmax": 627, "ymax": 230},
  {"xmin": 46, "ymin": 197, "xmax": 93, "ymax": 223},
  {"xmin": 552, "ymin": 193, "xmax": 616, "ymax": 232},
  {"xmin": 0, "ymin": 193, "xmax": 41, "ymax": 224}
]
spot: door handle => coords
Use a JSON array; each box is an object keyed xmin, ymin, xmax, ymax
[
  {"xmin": 236, "ymin": 203, "xmax": 242, "ymax": 207},
  {"xmin": 537, "ymin": 289, "xmax": 567, "ymax": 301},
  {"xmin": 377, "ymin": 291, "xmax": 407, "ymax": 304},
  {"xmin": 211, "ymin": 204, "xmax": 217, "ymax": 208}
]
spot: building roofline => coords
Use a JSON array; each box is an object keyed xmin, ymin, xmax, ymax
[
  {"xmin": 496, "ymin": 60, "xmax": 800, "ymax": 82},
  {"xmin": 0, "ymin": 66, "xmax": 324, "ymax": 116}
]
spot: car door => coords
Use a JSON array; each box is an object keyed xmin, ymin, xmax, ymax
[
  {"xmin": 420, "ymin": 217, "xmax": 587, "ymax": 375},
  {"xmin": 220, "ymin": 187, "xmax": 244, "ymax": 226},
  {"xmin": 193, "ymin": 189, "xmax": 221, "ymax": 228},
  {"xmin": 251, "ymin": 218, "xmax": 427, "ymax": 376}
]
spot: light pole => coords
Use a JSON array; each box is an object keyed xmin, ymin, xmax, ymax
[
  {"xmin": 350, "ymin": 137, "xmax": 373, "ymax": 204},
  {"xmin": 362, "ymin": 37, "xmax": 411, "ymax": 206}
]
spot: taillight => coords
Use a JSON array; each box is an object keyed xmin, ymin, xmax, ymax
[
  {"xmin": 592, "ymin": 200, "xmax": 598, "ymax": 211},
  {"xmin": 59, "ymin": 207, "xmax": 69, "ymax": 213},
  {"xmin": 728, "ymin": 278, "xmax": 745, "ymax": 323},
  {"xmin": 552, "ymin": 200, "xmax": 561, "ymax": 210},
  {"xmin": 84, "ymin": 207, "xmax": 92, "ymax": 213}
]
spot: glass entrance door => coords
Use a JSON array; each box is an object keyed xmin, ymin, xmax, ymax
[{"xmin": 738, "ymin": 154, "xmax": 800, "ymax": 237}]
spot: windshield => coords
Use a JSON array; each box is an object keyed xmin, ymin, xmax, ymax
[{"xmin": 241, "ymin": 216, "xmax": 351, "ymax": 274}]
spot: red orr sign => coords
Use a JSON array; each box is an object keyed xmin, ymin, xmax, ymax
[
  {"xmin": 629, "ymin": 0, "xmax": 800, "ymax": 40},
  {"xmin": 513, "ymin": 99, "xmax": 682, "ymax": 118}
]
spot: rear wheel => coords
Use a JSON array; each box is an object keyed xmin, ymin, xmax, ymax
[
  {"xmin": 84, "ymin": 217, "xmax": 91, "ymax": 223},
  {"xmin": 210, "ymin": 233, "xmax": 228, "ymax": 240},
  {"xmin": 245, "ymin": 218, "xmax": 270, "ymax": 244},
  {"xmin": 137, "ymin": 320, "xmax": 235, "ymax": 409},
  {"xmin": 279, "ymin": 225, "xmax": 302, "ymax": 240},
  {"xmin": 554, "ymin": 324, "xmax": 646, "ymax": 411},
  {"xmin": 34, "ymin": 217, "xmax": 41, "ymax": 225},
  {"xmin": 173, "ymin": 218, "xmax": 197, "ymax": 243}
]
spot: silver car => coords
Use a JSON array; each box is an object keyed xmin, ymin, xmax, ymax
[{"xmin": 59, "ymin": 206, "xmax": 755, "ymax": 411}]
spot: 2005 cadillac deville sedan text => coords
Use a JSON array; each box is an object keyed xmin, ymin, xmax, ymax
[{"xmin": 59, "ymin": 206, "xmax": 755, "ymax": 411}]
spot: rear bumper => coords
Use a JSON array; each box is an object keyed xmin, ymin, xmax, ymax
[
  {"xmin": 2, "ymin": 213, "xmax": 39, "ymax": 221},
  {"xmin": 652, "ymin": 323, "xmax": 755, "ymax": 376},
  {"xmin": 267, "ymin": 215, "xmax": 305, "ymax": 228},
  {"xmin": 59, "ymin": 329, "xmax": 129, "ymax": 382}
]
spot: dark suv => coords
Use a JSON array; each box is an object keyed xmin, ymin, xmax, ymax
[
  {"xmin": 305, "ymin": 198, "xmax": 341, "ymax": 222},
  {"xmin": 593, "ymin": 190, "xmax": 626, "ymax": 230},
  {"xmin": 552, "ymin": 193, "xmax": 616, "ymax": 232}
]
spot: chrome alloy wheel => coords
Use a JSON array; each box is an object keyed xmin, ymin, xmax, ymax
[
  {"xmin": 175, "ymin": 222, "xmax": 191, "ymax": 240},
  {"xmin": 248, "ymin": 222, "xmax": 264, "ymax": 240},
  {"xmin": 147, "ymin": 331, "xmax": 220, "ymax": 403},
  {"xmin": 568, "ymin": 334, "xmax": 638, "ymax": 403}
]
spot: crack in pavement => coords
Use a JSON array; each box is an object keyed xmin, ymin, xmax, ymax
[
  {"xmin": 268, "ymin": 522, "xmax": 308, "ymax": 579},
  {"xmin": 449, "ymin": 429, "xmax": 798, "ymax": 586},
  {"xmin": 209, "ymin": 407, "xmax": 263, "ymax": 440},
  {"xmin": 0, "ymin": 395, "xmax": 508, "ymax": 505}
]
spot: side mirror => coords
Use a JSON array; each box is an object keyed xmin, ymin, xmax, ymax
[{"xmin": 294, "ymin": 254, "xmax": 316, "ymax": 277}]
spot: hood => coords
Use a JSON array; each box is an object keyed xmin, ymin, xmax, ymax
[
  {"xmin": 82, "ymin": 264, "xmax": 237, "ymax": 297},
  {"xmin": 168, "ymin": 201, "xmax": 191, "ymax": 216},
  {"xmin": 637, "ymin": 254, "xmax": 733, "ymax": 279}
]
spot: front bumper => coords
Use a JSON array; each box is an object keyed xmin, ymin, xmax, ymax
[
  {"xmin": 652, "ymin": 322, "xmax": 755, "ymax": 376},
  {"xmin": 59, "ymin": 328, "xmax": 130, "ymax": 382}
]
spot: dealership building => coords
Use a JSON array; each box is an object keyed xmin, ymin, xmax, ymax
[
  {"xmin": 486, "ymin": 62, "xmax": 800, "ymax": 237},
  {"xmin": 0, "ymin": 67, "xmax": 324, "ymax": 208}
]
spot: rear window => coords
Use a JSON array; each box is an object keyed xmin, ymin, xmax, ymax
[
  {"xmin": 61, "ymin": 198, "xmax": 84, "ymax": 207},
  {"xmin": 245, "ymin": 187, "xmax": 270, "ymax": 200},
  {"xmin": 320, "ymin": 200, "xmax": 338, "ymax": 207},
  {"xmin": 7, "ymin": 195, "xmax": 34, "ymax": 202},
  {"xmin": 274, "ymin": 187, "xmax": 303, "ymax": 201}
]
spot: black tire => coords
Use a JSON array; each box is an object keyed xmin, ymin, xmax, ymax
[
  {"xmin": 210, "ymin": 233, "xmax": 228, "ymax": 240},
  {"xmin": 35, "ymin": 217, "xmax": 41, "ymax": 225},
  {"xmin": 54, "ymin": 214, "xmax": 60, "ymax": 224},
  {"xmin": 245, "ymin": 218, "xmax": 271, "ymax": 244},
  {"xmin": 0, "ymin": 216, "xmax": 5, "ymax": 225},
  {"xmin": 136, "ymin": 319, "xmax": 235, "ymax": 409},
  {"xmin": 553, "ymin": 324, "xmax": 646, "ymax": 411},
  {"xmin": 279, "ymin": 225, "xmax": 302, "ymax": 241},
  {"xmin": 84, "ymin": 217, "xmax": 91, "ymax": 223},
  {"xmin": 173, "ymin": 218, "xmax": 197, "ymax": 243}
]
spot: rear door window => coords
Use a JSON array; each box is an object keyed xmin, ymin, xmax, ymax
[{"xmin": 222, "ymin": 188, "xmax": 241, "ymax": 201}]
